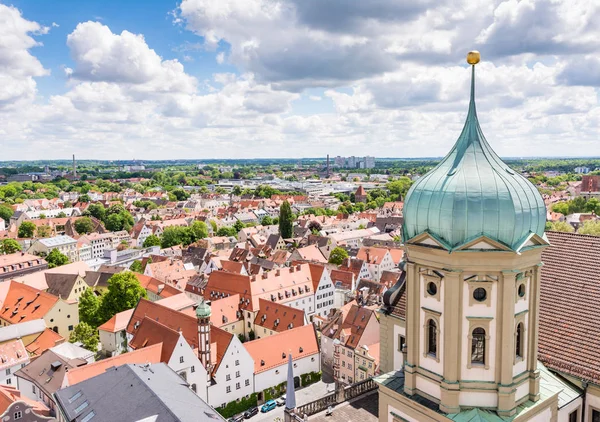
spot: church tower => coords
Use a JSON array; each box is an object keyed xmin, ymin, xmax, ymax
[
  {"xmin": 380, "ymin": 51, "xmax": 552, "ymax": 419},
  {"xmin": 196, "ymin": 301, "xmax": 212, "ymax": 372}
]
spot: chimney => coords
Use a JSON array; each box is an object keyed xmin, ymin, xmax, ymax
[
  {"xmin": 276, "ymin": 269, "xmax": 281, "ymax": 276},
  {"xmin": 72, "ymin": 154, "xmax": 77, "ymax": 178}
]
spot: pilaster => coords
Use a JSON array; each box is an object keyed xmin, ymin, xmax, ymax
[
  {"xmin": 404, "ymin": 261, "xmax": 418, "ymax": 396},
  {"xmin": 440, "ymin": 270, "xmax": 461, "ymax": 414},
  {"xmin": 498, "ymin": 271, "xmax": 517, "ymax": 417}
]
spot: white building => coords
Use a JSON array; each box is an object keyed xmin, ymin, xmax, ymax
[
  {"xmin": 28, "ymin": 235, "xmax": 79, "ymax": 262},
  {"xmin": 24, "ymin": 208, "xmax": 81, "ymax": 220},
  {"xmin": 84, "ymin": 233, "xmax": 115, "ymax": 259},
  {"xmin": 310, "ymin": 264, "xmax": 336, "ymax": 320},
  {"xmin": 0, "ymin": 339, "xmax": 29, "ymax": 387}
]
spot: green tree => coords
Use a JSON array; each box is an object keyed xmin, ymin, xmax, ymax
[
  {"xmin": 386, "ymin": 177, "xmax": 414, "ymax": 200},
  {"xmin": 129, "ymin": 260, "xmax": 143, "ymax": 273},
  {"xmin": 551, "ymin": 202, "xmax": 569, "ymax": 216},
  {"xmin": 87, "ymin": 203, "xmax": 106, "ymax": 221},
  {"xmin": 209, "ymin": 220, "xmax": 218, "ymax": 233},
  {"xmin": 69, "ymin": 322, "xmax": 99, "ymax": 352},
  {"xmin": 233, "ymin": 219, "xmax": 245, "ymax": 233},
  {"xmin": 328, "ymin": 247, "xmax": 349, "ymax": 265},
  {"xmin": 0, "ymin": 239, "xmax": 21, "ymax": 254},
  {"xmin": 171, "ymin": 188, "xmax": 190, "ymax": 201},
  {"xmin": 0, "ymin": 205, "xmax": 13, "ymax": 223},
  {"xmin": 98, "ymin": 272, "xmax": 147, "ymax": 324},
  {"xmin": 18, "ymin": 221, "xmax": 36, "ymax": 238},
  {"xmin": 216, "ymin": 226, "xmax": 237, "ymax": 237},
  {"xmin": 261, "ymin": 215, "xmax": 273, "ymax": 226},
  {"xmin": 37, "ymin": 225, "xmax": 52, "ymax": 238},
  {"xmin": 547, "ymin": 221, "xmax": 574, "ymax": 233},
  {"xmin": 160, "ymin": 226, "xmax": 191, "ymax": 248},
  {"xmin": 79, "ymin": 288, "xmax": 101, "ymax": 327},
  {"xmin": 585, "ymin": 198, "xmax": 600, "ymax": 214},
  {"xmin": 46, "ymin": 248, "xmax": 69, "ymax": 268},
  {"xmin": 143, "ymin": 234, "xmax": 161, "ymax": 247},
  {"xmin": 57, "ymin": 211, "xmax": 67, "ymax": 218},
  {"xmin": 189, "ymin": 221, "xmax": 209, "ymax": 243},
  {"xmin": 578, "ymin": 220, "xmax": 600, "ymax": 236},
  {"xmin": 279, "ymin": 200, "xmax": 293, "ymax": 238},
  {"xmin": 79, "ymin": 194, "xmax": 90, "ymax": 203},
  {"xmin": 74, "ymin": 217, "xmax": 95, "ymax": 234}
]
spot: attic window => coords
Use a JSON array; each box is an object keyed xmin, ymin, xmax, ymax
[
  {"xmin": 260, "ymin": 360, "xmax": 265, "ymax": 366},
  {"xmin": 68, "ymin": 391, "xmax": 82, "ymax": 403},
  {"xmin": 74, "ymin": 401, "xmax": 89, "ymax": 414},
  {"xmin": 282, "ymin": 352, "xmax": 286, "ymax": 359},
  {"xmin": 50, "ymin": 361, "xmax": 62, "ymax": 371},
  {"xmin": 16, "ymin": 296, "xmax": 23, "ymax": 302},
  {"xmin": 299, "ymin": 347, "xmax": 303, "ymax": 353}
]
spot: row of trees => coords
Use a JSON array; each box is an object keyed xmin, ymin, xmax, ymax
[{"xmin": 83, "ymin": 203, "xmax": 134, "ymax": 232}]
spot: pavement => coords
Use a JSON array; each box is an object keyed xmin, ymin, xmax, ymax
[
  {"xmin": 309, "ymin": 390, "xmax": 378, "ymax": 422},
  {"xmin": 245, "ymin": 380, "xmax": 337, "ymax": 422}
]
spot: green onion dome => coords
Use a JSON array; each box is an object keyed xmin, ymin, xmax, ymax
[
  {"xmin": 196, "ymin": 301, "xmax": 211, "ymax": 319},
  {"xmin": 402, "ymin": 59, "xmax": 546, "ymax": 251}
]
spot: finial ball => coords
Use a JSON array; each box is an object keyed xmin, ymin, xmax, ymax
[{"xmin": 467, "ymin": 51, "xmax": 480, "ymax": 65}]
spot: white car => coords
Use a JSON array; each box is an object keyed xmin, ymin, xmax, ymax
[{"xmin": 276, "ymin": 395, "xmax": 286, "ymax": 407}]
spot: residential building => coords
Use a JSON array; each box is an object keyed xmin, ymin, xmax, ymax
[
  {"xmin": 244, "ymin": 324, "xmax": 320, "ymax": 395},
  {"xmin": 0, "ymin": 385, "xmax": 53, "ymax": 421},
  {"xmin": 44, "ymin": 273, "xmax": 88, "ymax": 303},
  {"xmin": 356, "ymin": 246, "xmax": 397, "ymax": 281},
  {"xmin": 0, "ymin": 339, "xmax": 29, "ymax": 387},
  {"xmin": 28, "ymin": 236, "xmax": 78, "ymax": 263},
  {"xmin": 354, "ymin": 342, "xmax": 380, "ymax": 382},
  {"xmin": 84, "ymin": 233, "xmax": 115, "ymax": 259},
  {"xmin": 54, "ymin": 363, "xmax": 226, "ymax": 422},
  {"xmin": 0, "ymin": 282, "xmax": 79, "ymax": 338},
  {"xmin": 289, "ymin": 244, "xmax": 327, "ymax": 264},
  {"xmin": 209, "ymin": 294, "xmax": 244, "ymax": 337},
  {"xmin": 0, "ymin": 253, "xmax": 48, "ymax": 282},
  {"xmin": 309, "ymin": 264, "xmax": 335, "ymax": 320},
  {"xmin": 50, "ymin": 342, "xmax": 95, "ymax": 364},
  {"xmin": 97, "ymin": 309, "xmax": 134, "ymax": 356},
  {"xmin": 15, "ymin": 350, "xmax": 86, "ymax": 415},
  {"xmin": 253, "ymin": 298, "xmax": 307, "ymax": 339}
]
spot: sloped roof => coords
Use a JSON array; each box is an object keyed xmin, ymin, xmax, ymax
[
  {"xmin": 210, "ymin": 294, "xmax": 241, "ymax": 328},
  {"xmin": 129, "ymin": 317, "xmax": 180, "ymax": 363},
  {"xmin": 0, "ymin": 282, "xmax": 58, "ymax": 324},
  {"xmin": 539, "ymin": 231, "xmax": 600, "ymax": 384},
  {"xmin": 44, "ymin": 273, "xmax": 80, "ymax": 299},
  {"xmin": 356, "ymin": 246, "xmax": 389, "ymax": 265},
  {"xmin": 244, "ymin": 324, "xmax": 318, "ymax": 374},
  {"xmin": 294, "ymin": 244, "xmax": 327, "ymax": 263},
  {"xmin": 210, "ymin": 325, "xmax": 234, "ymax": 375},
  {"xmin": 308, "ymin": 263, "xmax": 326, "ymax": 291},
  {"xmin": 254, "ymin": 299, "xmax": 305, "ymax": 333},
  {"xmin": 25, "ymin": 328, "xmax": 65, "ymax": 356},
  {"xmin": 0, "ymin": 384, "xmax": 50, "ymax": 417},
  {"xmin": 0, "ymin": 339, "xmax": 28, "ymax": 371},
  {"xmin": 98, "ymin": 309, "xmax": 134, "ymax": 333}
]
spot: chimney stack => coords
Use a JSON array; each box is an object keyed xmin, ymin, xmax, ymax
[{"xmin": 72, "ymin": 154, "xmax": 77, "ymax": 178}]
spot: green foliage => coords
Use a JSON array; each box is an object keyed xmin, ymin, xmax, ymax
[
  {"xmin": 69, "ymin": 322, "xmax": 99, "ymax": 352},
  {"xmin": 74, "ymin": 217, "xmax": 95, "ymax": 234},
  {"xmin": 551, "ymin": 202, "xmax": 569, "ymax": 216},
  {"xmin": 261, "ymin": 215, "xmax": 273, "ymax": 226},
  {"xmin": 189, "ymin": 221, "xmax": 209, "ymax": 242},
  {"xmin": 329, "ymin": 247, "xmax": 349, "ymax": 265},
  {"xmin": 279, "ymin": 200, "xmax": 293, "ymax": 238},
  {"xmin": 0, "ymin": 239, "xmax": 21, "ymax": 254},
  {"xmin": 216, "ymin": 393, "xmax": 258, "ymax": 419},
  {"xmin": 86, "ymin": 203, "xmax": 106, "ymax": 221},
  {"xmin": 57, "ymin": 211, "xmax": 67, "ymax": 218},
  {"xmin": 161, "ymin": 226, "xmax": 191, "ymax": 248},
  {"xmin": 0, "ymin": 205, "xmax": 13, "ymax": 223},
  {"xmin": 97, "ymin": 272, "xmax": 147, "ymax": 325},
  {"xmin": 79, "ymin": 288, "xmax": 101, "ymax": 327},
  {"xmin": 133, "ymin": 200, "xmax": 157, "ymax": 210},
  {"xmin": 209, "ymin": 220, "xmax": 218, "ymax": 233},
  {"xmin": 300, "ymin": 371, "xmax": 322, "ymax": 387},
  {"xmin": 578, "ymin": 220, "xmax": 600, "ymax": 236},
  {"xmin": 263, "ymin": 381, "xmax": 287, "ymax": 401},
  {"xmin": 46, "ymin": 248, "xmax": 69, "ymax": 268},
  {"xmin": 248, "ymin": 330, "xmax": 255, "ymax": 341},
  {"xmin": 78, "ymin": 194, "xmax": 90, "ymax": 203},
  {"xmin": 37, "ymin": 225, "xmax": 52, "ymax": 238},
  {"xmin": 143, "ymin": 234, "xmax": 161, "ymax": 247},
  {"xmin": 216, "ymin": 226, "xmax": 237, "ymax": 237},
  {"xmin": 233, "ymin": 219, "xmax": 245, "ymax": 233},
  {"xmin": 129, "ymin": 260, "xmax": 143, "ymax": 273},
  {"xmin": 547, "ymin": 221, "xmax": 574, "ymax": 233},
  {"xmin": 171, "ymin": 188, "xmax": 189, "ymax": 201},
  {"xmin": 18, "ymin": 221, "xmax": 36, "ymax": 238}
]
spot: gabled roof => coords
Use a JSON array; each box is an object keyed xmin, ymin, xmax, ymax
[
  {"xmin": 330, "ymin": 269, "xmax": 354, "ymax": 290},
  {"xmin": 130, "ymin": 317, "xmax": 180, "ymax": 363},
  {"xmin": 244, "ymin": 324, "xmax": 318, "ymax": 374},
  {"xmin": 0, "ymin": 319, "xmax": 46, "ymax": 343},
  {"xmin": 0, "ymin": 339, "xmax": 28, "ymax": 370},
  {"xmin": 539, "ymin": 231, "xmax": 600, "ymax": 384},
  {"xmin": 210, "ymin": 325, "xmax": 234, "ymax": 376},
  {"xmin": 127, "ymin": 299, "xmax": 198, "ymax": 349},
  {"xmin": 45, "ymin": 273, "xmax": 80, "ymax": 299},
  {"xmin": 25, "ymin": 328, "xmax": 65, "ymax": 357},
  {"xmin": 0, "ymin": 282, "xmax": 58, "ymax": 324},
  {"xmin": 0, "ymin": 384, "xmax": 51, "ymax": 417},
  {"xmin": 356, "ymin": 246, "xmax": 390, "ymax": 265},
  {"xmin": 66, "ymin": 343, "xmax": 163, "ymax": 386},
  {"xmin": 210, "ymin": 294, "xmax": 241, "ymax": 328},
  {"xmin": 134, "ymin": 273, "xmax": 180, "ymax": 298},
  {"xmin": 98, "ymin": 309, "xmax": 134, "ymax": 333},
  {"xmin": 254, "ymin": 299, "xmax": 305, "ymax": 333},
  {"xmin": 294, "ymin": 245, "xmax": 327, "ymax": 263},
  {"xmin": 308, "ymin": 263, "xmax": 326, "ymax": 291}
]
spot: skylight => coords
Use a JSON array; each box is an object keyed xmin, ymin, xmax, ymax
[{"xmin": 75, "ymin": 401, "xmax": 89, "ymax": 414}]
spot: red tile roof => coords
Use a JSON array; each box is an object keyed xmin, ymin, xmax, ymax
[
  {"xmin": 66, "ymin": 342, "xmax": 162, "ymax": 386},
  {"xmin": 539, "ymin": 231, "xmax": 600, "ymax": 384},
  {"xmin": 25, "ymin": 328, "xmax": 65, "ymax": 357},
  {"xmin": 210, "ymin": 325, "xmax": 234, "ymax": 375},
  {"xmin": 0, "ymin": 385, "xmax": 50, "ymax": 416},
  {"xmin": 308, "ymin": 263, "xmax": 326, "ymax": 291},
  {"xmin": 0, "ymin": 282, "xmax": 58, "ymax": 324},
  {"xmin": 129, "ymin": 317, "xmax": 180, "ymax": 363},
  {"xmin": 134, "ymin": 273, "xmax": 180, "ymax": 298},
  {"xmin": 126, "ymin": 298, "xmax": 198, "ymax": 349},
  {"xmin": 254, "ymin": 299, "xmax": 305, "ymax": 333},
  {"xmin": 244, "ymin": 324, "xmax": 318, "ymax": 373},
  {"xmin": 0, "ymin": 339, "xmax": 28, "ymax": 370},
  {"xmin": 210, "ymin": 294, "xmax": 241, "ymax": 328},
  {"xmin": 98, "ymin": 309, "xmax": 134, "ymax": 333}
]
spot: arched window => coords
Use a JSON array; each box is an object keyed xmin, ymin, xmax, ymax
[
  {"xmin": 516, "ymin": 323, "xmax": 523, "ymax": 359},
  {"xmin": 471, "ymin": 328, "xmax": 486, "ymax": 364},
  {"xmin": 427, "ymin": 319, "xmax": 437, "ymax": 356}
]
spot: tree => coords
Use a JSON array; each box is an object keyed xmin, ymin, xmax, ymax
[
  {"xmin": 46, "ymin": 248, "xmax": 69, "ymax": 268},
  {"xmin": 143, "ymin": 234, "xmax": 161, "ymax": 247},
  {"xmin": 328, "ymin": 247, "xmax": 349, "ymax": 265},
  {"xmin": 551, "ymin": 202, "xmax": 569, "ymax": 216},
  {"xmin": 233, "ymin": 219, "xmax": 245, "ymax": 233},
  {"xmin": 547, "ymin": 221, "xmax": 574, "ymax": 233},
  {"xmin": 74, "ymin": 217, "xmax": 95, "ymax": 234},
  {"xmin": 98, "ymin": 272, "xmax": 147, "ymax": 324},
  {"xmin": 171, "ymin": 188, "xmax": 190, "ymax": 201},
  {"xmin": 160, "ymin": 226, "xmax": 191, "ymax": 248},
  {"xmin": 578, "ymin": 220, "xmax": 600, "ymax": 236},
  {"xmin": 0, "ymin": 205, "xmax": 13, "ymax": 223},
  {"xmin": 37, "ymin": 225, "xmax": 52, "ymax": 238},
  {"xmin": 209, "ymin": 220, "xmax": 218, "ymax": 233},
  {"xmin": 261, "ymin": 215, "xmax": 273, "ymax": 226},
  {"xmin": 216, "ymin": 226, "xmax": 237, "ymax": 237},
  {"xmin": 18, "ymin": 221, "xmax": 36, "ymax": 238},
  {"xmin": 387, "ymin": 177, "xmax": 414, "ymax": 200},
  {"xmin": 307, "ymin": 220, "xmax": 322, "ymax": 233},
  {"xmin": 69, "ymin": 322, "xmax": 99, "ymax": 352},
  {"xmin": 57, "ymin": 211, "xmax": 67, "ymax": 218},
  {"xmin": 189, "ymin": 221, "xmax": 209, "ymax": 243},
  {"xmin": 79, "ymin": 194, "xmax": 90, "ymax": 203},
  {"xmin": 129, "ymin": 260, "xmax": 143, "ymax": 273},
  {"xmin": 87, "ymin": 203, "xmax": 106, "ymax": 221},
  {"xmin": 0, "ymin": 239, "xmax": 21, "ymax": 254},
  {"xmin": 279, "ymin": 200, "xmax": 293, "ymax": 238},
  {"xmin": 79, "ymin": 288, "xmax": 101, "ymax": 327}
]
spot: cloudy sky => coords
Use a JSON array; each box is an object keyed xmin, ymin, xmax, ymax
[{"xmin": 1, "ymin": 0, "xmax": 599, "ymax": 160}]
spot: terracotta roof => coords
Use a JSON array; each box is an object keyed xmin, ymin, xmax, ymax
[
  {"xmin": 324, "ymin": 304, "xmax": 376, "ymax": 349},
  {"xmin": 145, "ymin": 259, "xmax": 186, "ymax": 282},
  {"xmin": 268, "ymin": 249, "xmax": 289, "ymax": 265},
  {"xmin": 155, "ymin": 293, "xmax": 196, "ymax": 312},
  {"xmin": 98, "ymin": 309, "xmax": 134, "ymax": 333},
  {"xmin": 129, "ymin": 317, "xmax": 180, "ymax": 363},
  {"xmin": 254, "ymin": 299, "xmax": 305, "ymax": 333},
  {"xmin": 210, "ymin": 294, "xmax": 241, "ymax": 328},
  {"xmin": 308, "ymin": 263, "xmax": 326, "ymax": 291},
  {"xmin": 210, "ymin": 325, "xmax": 234, "ymax": 375},
  {"xmin": 0, "ymin": 339, "xmax": 28, "ymax": 370},
  {"xmin": 0, "ymin": 282, "xmax": 58, "ymax": 324},
  {"xmin": 0, "ymin": 253, "xmax": 47, "ymax": 272},
  {"xmin": 380, "ymin": 271, "xmax": 401, "ymax": 287},
  {"xmin": 340, "ymin": 258, "xmax": 365, "ymax": 280},
  {"xmin": 294, "ymin": 245, "xmax": 327, "ymax": 263},
  {"xmin": 134, "ymin": 273, "xmax": 180, "ymax": 298},
  {"xmin": 0, "ymin": 384, "xmax": 50, "ymax": 416},
  {"xmin": 126, "ymin": 299, "xmax": 198, "ymax": 349},
  {"xmin": 220, "ymin": 260, "xmax": 245, "ymax": 274},
  {"xmin": 330, "ymin": 269, "xmax": 354, "ymax": 290},
  {"xmin": 356, "ymin": 246, "xmax": 389, "ymax": 265},
  {"xmin": 66, "ymin": 342, "xmax": 162, "ymax": 386},
  {"xmin": 387, "ymin": 248, "xmax": 404, "ymax": 265},
  {"xmin": 539, "ymin": 231, "xmax": 600, "ymax": 384},
  {"xmin": 244, "ymin": 324, "xmax": 318, "ymax": 374},
  {"xmin": 355, "ymin": 186, "xmax": 366, "ymax": 196},
  {"xmin": 25, "ymin": 328, "xmax": 65, "ymax": 356}
]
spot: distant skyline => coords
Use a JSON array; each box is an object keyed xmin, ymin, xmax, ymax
[{"xmin": 1, "ymin": 0, "xmax": 600, "ymax": 160}]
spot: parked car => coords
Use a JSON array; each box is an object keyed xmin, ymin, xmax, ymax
[
  {"xmin": 276, "ymin": 395, "xmax": 286, "ymax": 407},
  {"xmin": 261, "ymin": 400, "xmax": 277, "ymax": 413},
  {"xmin": 243, "ymin": 406, "xmax": 259, "ymax": 419},
  {"xmin": 228, "ymin": 414, "xmax": 244, "ymax": 422}
]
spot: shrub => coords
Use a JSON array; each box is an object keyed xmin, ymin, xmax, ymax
[
  {"xmin": 216, "ymin": 393, "xmax": 258, "ymax": 418},
  {"xmin": 301, "ymin": 371, "xmax": 322, "ymax": 387}
]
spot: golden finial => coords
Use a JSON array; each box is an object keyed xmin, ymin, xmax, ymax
[{"xmin": 467, "ymin": 51, "xmax": 480, "ymax": 65}]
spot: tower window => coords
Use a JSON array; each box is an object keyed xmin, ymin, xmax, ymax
[
  {"xmin": 516, "ymin": 323, "xmax": 524, "ymax": 359},
  {"xmin": 471, "ymin": 328, "xmax": 485, "ymax": 364},
  {"xmin": 518, "ymin": 284, "xmax": 526, "ymax": 298},
  {"xmin": 426, "ymin": 282, "xmax": 437, "ymax": 296},
  {"xmin": 427, "ymin": 319, "xmax": 437, "ymax": 357},
  {"xmin": 473, "ymin": 288, "xmax": 487, "ymax": 302}
]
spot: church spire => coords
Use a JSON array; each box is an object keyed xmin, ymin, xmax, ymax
[{"xmin": 285, "ymin": 352, "xmax": 296, "ymax": 410}]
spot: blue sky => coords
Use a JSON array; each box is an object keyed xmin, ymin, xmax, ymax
[{"xmin": 1, "ymin": 0, "xmax": 600, "ymax": 160}]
